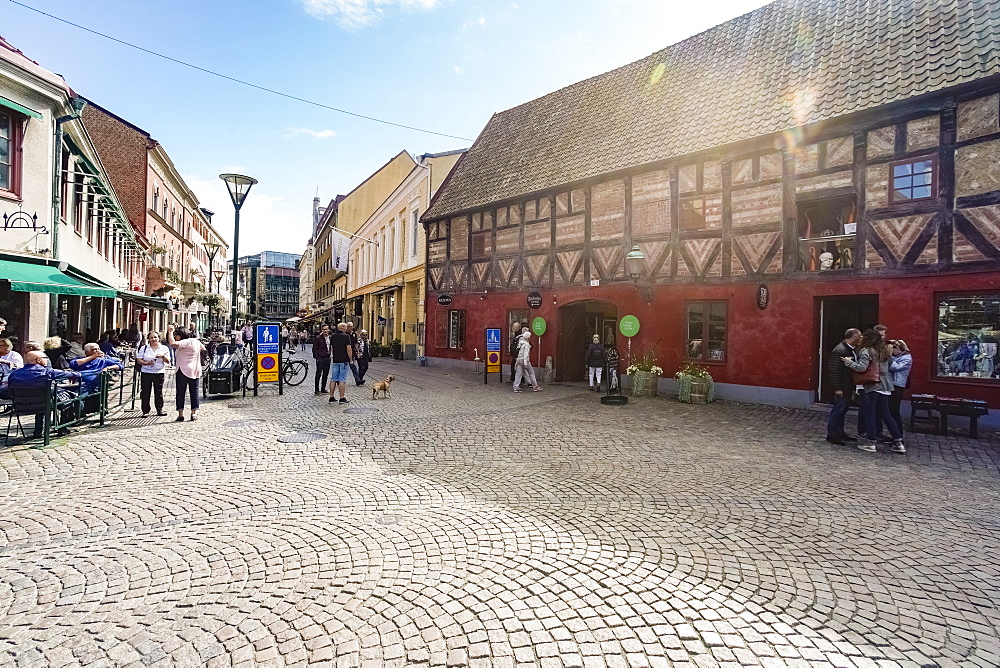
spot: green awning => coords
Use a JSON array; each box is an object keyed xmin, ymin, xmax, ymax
[
  {"xmin": 117, "ymin": 290, "xmax": 171, "ymax": 310},
  {"xmin": 0, "ymin": 258, "xmax": 117, "ymax": 297},
  {"xmin": 0, "ymin": 95, "xmax": 43, "ymax": 120}
]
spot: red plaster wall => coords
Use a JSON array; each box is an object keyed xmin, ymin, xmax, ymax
[{"xmin": 427, "ymin": 270, "xmax": 1000, "ymax": 405}]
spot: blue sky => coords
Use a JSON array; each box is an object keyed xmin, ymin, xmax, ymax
[{"xmin": 4, "ymin": 0, "xmax": 769, "ymax": 256}]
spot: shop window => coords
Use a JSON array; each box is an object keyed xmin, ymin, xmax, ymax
[
  {"xmin": 890, "ymin": 157, "xmax": 935, "ymax": 203},
  {"xmin": 686, "ymin": 301, "xmax": 727, "ymax": 362},
  {"xmin": 797, "ymin": 195, "xmax": 857, "ymax": 271},
  {"xmin": 0, "ymin": 110, "xmax": 23, "ymax": 196},
  {"xmin": 936, "ymin": 293, "xmax": 999, "ymax": 381},
  {"xmin": 679, "ymin": 197, "xmax": 705, "ymax": 230},
  {"xmin": 448, "ymin": 309, "xmax": 466, "ymax": 349}
]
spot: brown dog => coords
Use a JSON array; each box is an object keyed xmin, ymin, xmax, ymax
[{"xmin": 371, "ymin": 375, "xmax": 395, "ymax": 399}]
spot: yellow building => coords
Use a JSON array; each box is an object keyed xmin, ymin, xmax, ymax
[{"xmin": 346, "ymin": 150, "xmax": 464, "ymax": 358}]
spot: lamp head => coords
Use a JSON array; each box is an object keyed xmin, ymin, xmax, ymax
[
  {"xmin": 203, "ymin": 241, "xmax": 222, "ymax": 258},
  {"xmin": 625, "ymin": 244, "xmax": 646, "ymax": 282},
  {"xmin": 219, "ymin": 173, "xmax": 258, "ymax": 209}
]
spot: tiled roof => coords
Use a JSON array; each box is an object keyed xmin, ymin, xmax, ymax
[{"xmin": 425, "ymin": 0, "xmax": 1000, "ymax": 220}]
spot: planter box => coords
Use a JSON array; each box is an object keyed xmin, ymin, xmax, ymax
[
  {"xmin": 630, "ymin": 370, "xmax": 659, "ymax": 398},
  {"xmin": 677, "ymin": 373, "xmax": 715, "ymax": 403}
]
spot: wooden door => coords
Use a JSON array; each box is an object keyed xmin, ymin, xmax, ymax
[{"xmin": 557, "ymin": 303, "xmax": 588, "ymax": 382}]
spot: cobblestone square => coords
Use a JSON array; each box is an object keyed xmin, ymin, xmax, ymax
[{"xmin": 1, "ymin": 360, "xmax": 998, "ymax": 668}]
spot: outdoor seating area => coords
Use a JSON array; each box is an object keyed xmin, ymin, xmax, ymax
[{"xmin": 909, "ymin": 394, "xmax": 990, "ymax": 439}]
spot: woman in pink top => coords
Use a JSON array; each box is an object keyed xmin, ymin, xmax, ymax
[{"xmin": 166, "ymin": 324, "xmax": 206, "ymax": 422}]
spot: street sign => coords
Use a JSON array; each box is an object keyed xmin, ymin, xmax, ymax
[
  {"xmin": 527, "ymin": 292, "xmax": 542, "ymax": 309},
  {"xmin": 256, "ymin": 323, "xmax": 279, "ymax": 354},
  {"xmin": 531, "ymin": 317, "xmax": 546, "ymax": 336},
  {"xmin": 257, "ymin": 353, "xmax": 279, "ymax": 382},
  {"xmin": 485, "ymin": 327, "xmax": 502, "ymax": 380},
  {"xmin": 619, "ymin": 315, "xmax": 640, "ymax": 338}
]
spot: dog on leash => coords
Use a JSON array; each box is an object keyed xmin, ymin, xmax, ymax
[{"xmin": 372, "ymin": 375, "xmax": 395, "ymax": 400}]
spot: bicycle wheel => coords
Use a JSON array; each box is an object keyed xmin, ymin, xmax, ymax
[
  {"xmin": 284, "ymin": 360, "xmax": 308, "ymax": 386},
  {"xmin": 243, "ymin": 367, "xmax": 257, "ymax": 391}
]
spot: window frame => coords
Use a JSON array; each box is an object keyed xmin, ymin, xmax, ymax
[
  {"xmin": 888, "ymin": 155, "xmax": 937, "ymax": 205},
  {"xmin": 933, "ymin": 291, "xmax": 1000, "ymax": 385},
  {"xmin": 684, "ymin": 299, "xmax": 728, "ymax": 364},
  {"xmin": 679, "ymin": 196, "xmax": 706, "ymax": 231},
  {"xmin": 0, "ymin": 109, "xmax": 24, "ymax": 199},
  {"xmin": 448, "ymin": 309, "xmax": 466, "ymax": 349}
]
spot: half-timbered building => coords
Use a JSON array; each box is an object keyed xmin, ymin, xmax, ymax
[{"xmin": 421, "ymin": 0, "xmax": 1000, "ymax": 408}]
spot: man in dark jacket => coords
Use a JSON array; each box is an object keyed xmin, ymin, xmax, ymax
[
  {"xmin": 312, "ymin": 324, "xmax": 332, "ymax": 394},
  {"xmin": 827, "ymin": 328, "xmax": 862, "ymax": 444},
  {"xmin": 508, "ymin": 321, "xmax": 522, "ymax": 384}
]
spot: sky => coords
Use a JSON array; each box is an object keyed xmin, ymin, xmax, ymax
[{"xmin": 3, "ymin": 0, "xmax": 771, "ymax": 258}]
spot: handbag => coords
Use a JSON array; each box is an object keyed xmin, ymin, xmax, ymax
[{"xmin": 852, "ymin": 359, "xmax": 880, "ymax": 385}]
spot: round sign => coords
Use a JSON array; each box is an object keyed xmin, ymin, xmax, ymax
[
  {"xmin": 527, "ymin": 292, "xmax": 543, "ymax": 309},
  {"xmin": 756, "ymin": 284, "xmax": 769, "ymax": 310},
  {"xmin": 531, "ymin": 317, "xmax": 547, "ymax": 336},
  {"xmin": 437, "ymin": 293, "xmax": 454, "ymax": 307},
  {"xmin": 619, "ymin": 315, "xmax": 640, "ymax": 338},
  {"xmin": 261, "ymin": 356, "xmax": 276, "ymax": 370},
  {"xmin": 487, "ymin": 351, "xmax": 499, "ymax": 364}
]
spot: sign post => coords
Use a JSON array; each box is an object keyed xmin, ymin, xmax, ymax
[
  {"xmin": 485, "ymin": 327, "xmax": 502, "ymax": 384},
  {"xmin": 254, "ymin": 321, "xmax": 283, "ymax": 396}
]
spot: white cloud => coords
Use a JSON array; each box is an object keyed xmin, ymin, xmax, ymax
[
  {"xmin": 281, "ymin": 127, "xmax": 337, "ymax": 139},
  {"xmin": 185, "ymin": 176, "xmax": 310, "ymax": 256},
  {"xmin": 299, "ymin": 0, "xmax": 441, "ymax": 30},
  {"xmin": 453, "ymin": 65, "xmax": 463, "ymax": 75},
  {"xmin": 461, "ymin": 16, "xmax": 486, "ymax": 30}
]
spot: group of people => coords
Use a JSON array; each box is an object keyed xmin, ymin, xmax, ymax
[
  {"xmin": 508, "ymin": 321, "xmax": 543, "ymax": 392},
  {"xmin": 311, "ymin": 321, "xmax": 372, "ymax": 403},
  {"xmin": 279, "ymin": 325, "xmax": 311, "ymax": 353},
  {"xmin": 827, "ymin": 324, "xmax": 913, "ymax": 454}
]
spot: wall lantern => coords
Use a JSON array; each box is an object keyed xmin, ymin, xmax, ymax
[{"xmin": 625, "ymin": 244, "xmax": 652, "ymax": 304}]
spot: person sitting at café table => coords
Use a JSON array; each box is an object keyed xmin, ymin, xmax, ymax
[
  {"xmin": 0, "ymin": 337, "xmax": 24, "ymax": 383},
  {"xmin": 0, "ymin": 350, "xmax": 82, "ymax": 436},
  {"xmin": 69, "ymin": 343, "xmax": 124, "ymax": 394}
]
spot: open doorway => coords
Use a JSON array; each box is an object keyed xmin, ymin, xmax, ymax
[
  {"xmin": 557, "ymin": 299, "xmax": 618, "ymax": 382},
  {"xmin": 817, "ymin": 295, "xmax": 879, "ymax": 402}
]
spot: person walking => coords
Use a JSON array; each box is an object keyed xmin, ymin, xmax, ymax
[
  {"xmin": 166, "ymin": 325, "xmax": 205, "ymax": 422},
  {"xmin": 513, "ymin": 329, "xmax": 542, "ymax": 393},
  {"xmin": 826, "ymin": 328, "xmax": 861, "ymax": 445},
  {"xmin": 888, "ymin": 339, "xmax": 913, "ymax": 437},
  {"xmin": 289, "ymin": 328, "xmax": 298, "ymax": 352},
  {"xmin": 299, "ymin": 327, "xmax": 308, "ymax": 351},
  {"xmin": 280, "ymin": 325, "xmax": 290, "ymax": 352},
  {"xmin": 508, "ymin": 320, "xmax": 522, "ymax": 384},
  {"xmin": 312, "ymin": 324, "xmax": 332, "ymax": 395},
  {"xmin": 356, "ymin": 330, "xmax": 372, "ymax": 383},
  {"xmin": 135, "ymin": 331, "xmax": 171, "ymax": 417},
  {"xmin": 328, "ymin": 323, "xmax": 354, "ymax": 404},
  {"xmin": 842, "ymin": 329, "xmax": 905, "ymax": 454},
  {"xmin": 345, "ymin": 322, "xmax": 364, "ymax": 385},
  {"xmin": 585, "ymin": 334, "xmax": 606, "ymax": 391}
]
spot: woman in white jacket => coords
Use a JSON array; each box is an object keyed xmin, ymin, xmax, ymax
[{"xmin": 513, "ymin": 330, "xmax": 542, "ymax": 393}]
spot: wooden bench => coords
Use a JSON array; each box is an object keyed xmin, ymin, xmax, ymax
[
  {"xmin": 908, "ymin": 394, "xmax": 990, "ymax": 439},
  {"xmin": 909, "ymin": 394, "xmax": 939, "ymax": 433}
]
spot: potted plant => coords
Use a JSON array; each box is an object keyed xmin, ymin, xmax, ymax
[
  {"xmin": 626, "ymin": 349, "xmax": 663, "ymax": 398},
  {"xmin": 675, "ymin": 362, "xmax": 715, "ymax": 404},
  {"xmin": 390, "ymin": 338, "xmax": 403, "ymax": 360}
]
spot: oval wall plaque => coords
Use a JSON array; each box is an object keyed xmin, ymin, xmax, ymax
[
  {"xmin": 527, "ymin": 292, "xmax": 542, "ymax": 309},
  {"xmin": 756, "ymin": 284, "xmax": 769, "ymax": 310},
  {"xmin": 437, "ymin": 293, "xmax": 454, "ymax": 307}
]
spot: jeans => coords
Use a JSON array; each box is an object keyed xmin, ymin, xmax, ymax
[
  {"xmin": 588, "ymin": 366, "xmax": 603, "ymax": 387},
  {"xmin": 888, "ymin": 386, "xmax": 905, "ymax": 435},
  {"xmin": 140, "ymin": 372, "xmax": 165, "ymax": 414},
  {"xmin": 314, "ymin": 358, "xmax": 330, "ymax": 393},
  {"xmin": 861, "ymin": 390, "xmax": 901, "ymax": 441},
  {"xmin": 357, "ymin": 359, "xmax": 369, "ymax": 383},
  {"xmin": 350, "ymin": 361, "xmax": 363, "ymax": 385},
  {"xmin": 175, "ymin": 371, "xmax": 200, "ymax": 412},
  {"xmin": 826, "ymin": 391, "xmax": 850, "ymax": 438}
]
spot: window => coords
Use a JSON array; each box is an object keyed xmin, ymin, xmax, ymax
[
  {"xmin": 448, "ymin": 309, "xmax": 466, "ymax": 349},
  {"xmin": 0, "ymin": 110, "xmax": 21, "ymax": 196},
  {"xmin": 411, "ymin": 209, "xmax": 419, "ymax": 256},
  {"xmin": 471, "ymin": 234, "xmax": 487, "ymax": 258},
  {"xmin": 936, "ymin": 293, "xmax": 999, "ymax": 382},
  {"xmin": 152, "ymin": 186, "xmax": 159, "ymax": 211},
  {"xmin": 890, "ymin": 157, "xmax": 936, "ymax": 203},
  {"xmin": 679, "ymin": 197, "xmax": 705, "ymax": 230},
  {"xmin": 686, "ymin": 301, "xmax": 727, "ymax": 362}
]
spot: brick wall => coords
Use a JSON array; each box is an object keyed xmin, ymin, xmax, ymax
[{"xmin": 81, "ymin": 104, "xmax": 149, "ymax": 237}]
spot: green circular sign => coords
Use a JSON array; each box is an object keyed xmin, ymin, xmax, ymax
[
  {"xmin": 531, "ymin": 317, "xmax": 547, "ymax": 336},
  {"xmin": 619, "ymin": 315, "xmax": 640, "ymax": 338}
]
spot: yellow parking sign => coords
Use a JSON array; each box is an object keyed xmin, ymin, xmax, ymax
[{"xmin": 257, "ymin": 353, "xmax": 279, "ymax": 382}]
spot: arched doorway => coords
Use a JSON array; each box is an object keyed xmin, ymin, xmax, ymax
[{"xmin": 556, "ymin": 299, "xmax": 618, "ymax": 382}]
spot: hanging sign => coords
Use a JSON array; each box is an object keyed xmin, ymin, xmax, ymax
[
  {"xmin": 527, "ymin": 292, "xmax": 543, "ymax": 309},
  {"xmin": 619, "ymin": 315, "xmax": 640, "ymax": 338},
  {"xmin": 437, "ymin": 293, "xmax": 453, "ymax": 307},
  {"xmin": 756, "ymin": 284, "xmax": 769, "ymax": 310}
]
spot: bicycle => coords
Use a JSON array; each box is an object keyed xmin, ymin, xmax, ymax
[{"xmin": 241, "ymin": 350, "xmax": 308, "ymax": 390}]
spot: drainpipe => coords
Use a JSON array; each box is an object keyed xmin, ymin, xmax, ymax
[{"xmin": 51, "ymin": 96, "xmax": 87, "ymax": 260}]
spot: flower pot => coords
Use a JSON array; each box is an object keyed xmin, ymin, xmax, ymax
[
  {"xmin": 689, "ymin": 379, "xmax": 708, "ymax": 404},
  {"xmin": 677, "ymin": 373, "xmax": 715, "ymax": 403},
  {"xmin": 630, "ymin": 370, "xmax": 658, "ymax": 398}
]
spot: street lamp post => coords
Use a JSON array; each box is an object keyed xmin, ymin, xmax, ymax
[
  {"xmin": 203, "ymin": 241, "xmax": 222, "ymax": 331},
  {"xmin": 213, "ymin": 269, "xmax": 225, "ymax": 328},
  {"xmin": 219, "ymin": 173, "xmax": 258, "ymax": 330}
]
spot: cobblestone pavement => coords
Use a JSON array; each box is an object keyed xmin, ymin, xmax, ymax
[{"xmin": 2, "ymin": 357, "xmax": 999, "ymax": 668}]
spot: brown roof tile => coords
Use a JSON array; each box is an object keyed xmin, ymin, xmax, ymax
[{"xmin": 426, "ymin": 0, "xmax": 1000, "ymax": 220}]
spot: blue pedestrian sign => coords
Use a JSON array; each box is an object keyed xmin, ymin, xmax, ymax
[
  {"xmin": 486, "ymin": 328, "xmax": 502, "ymax": 352},
  {"xmin": 256, "ymin": 323, "xmax": 279, "ymax": 354}
]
